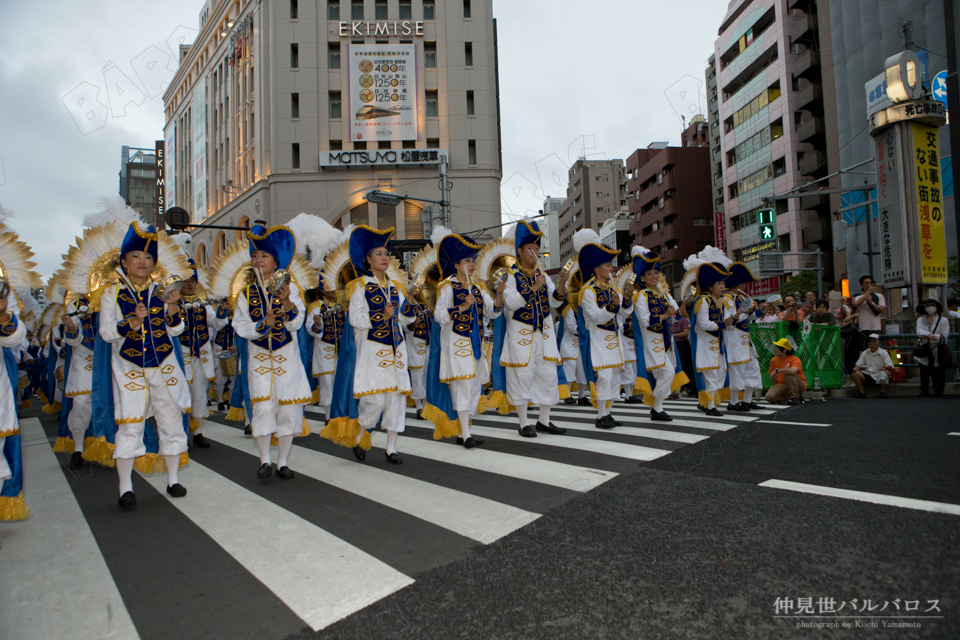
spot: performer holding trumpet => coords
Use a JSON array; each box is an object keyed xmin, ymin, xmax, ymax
[
  {"xmin": 60, "ymin": 295, "xmax": 96, "ymax": 468},
  {"xmin": 722, "ymin": 263, "xmax": 764, "ymax": 411}
]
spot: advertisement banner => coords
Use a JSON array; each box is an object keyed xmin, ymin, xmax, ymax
[
  {"xmin": 164, "ymin": 123, "xmax": 175, "ymax": 211},
  {"xmin": 348, "ymin": 44, "xmax": 418, "ymax": 142},
  {"xmin": 875, "ymin": 127, "xmax": 908, "ymax": 286},
  {"xmin": 713, "ymin": 210, "xmax": 725, "ymax": 253},
  {"xmin": 911, "ymin": 123, "xmax": 948, "ymax": 284},
  {"xmin": 743, "ymin": 276, "xmax": 780, "ymax": 297},
  {"xmin": 192, "ymin": 78, "xmax": 207, "ymax": 222}
]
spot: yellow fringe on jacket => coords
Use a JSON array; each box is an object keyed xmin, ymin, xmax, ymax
[
  {"xmin": 0, "ymin": 492, "xmax": 31, "ymax": 521},
  {"xmin": 270, "ymin": 421, "xmax": 311, "ymax": 446},
  {"xmin": 424, "ymin": 403, "xmax": 461, "ymax": 440},
  {"xmin": 53, "ymin": 436, "xmax": 73, "ymax": 453},
  {"xmin": 225, "ymin": 406, "xmax": 246, "ymax": 422},
  {"xmin": 42, "ymin": 401, "xmax": 62, "ymax": 415},
  {"xmin": 134, "ymin": 451, "xmax": 190, "ymax": 475},
  {"xmin": 36, "ymin": 389, "xmax": 48, "ymax": 404},
  {"xmin": 359, "ymin": 430, "xmax": 372, "ymax": 451},
  {"xmin": 81, "ymin": 436, "xmax": 117, "ymax": 468},
  {"xmin": 698, "ymin": 387, "xmax": 730, "ymax": 407},
  {"xmin": 222, "ymin": 390, "xmax": 231, "ymax": 402},
  {"xmin": 672, "ymin": 372, "xmax": 690, "ymax": 391},
  {"xmin": 311, "ymin": 387, "xmax": 320, "ymax": 405},
  {"xmin": 406, "ymin": 396, "xmax": 416, "ymax": 407},
  {"xmin": 486, "ymin": 390, "xmax": 515, "ymax": 415},
  {"xmin": 558, "ymin": 384, "xmax": 571, "ymax": 400},
  {"xmin": 319, "ymin": 415, "xmax": 361, "ymax": 448},
  {"xmin": 189, "ymin": 417, "xmax": 201, "ymax": 434},
  {"xmin": 589, "ymin": 381, "xmax": 598, "ymax": 409},
  {"xmin": 19, "ymin": 399, "xmax": 32, "ymax": 410}
]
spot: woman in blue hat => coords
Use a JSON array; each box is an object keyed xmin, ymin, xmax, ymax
[
  {"xmin": 232, "ymin": 223, "xmax": 312, "ymax": 479},
  {"xmin": 573, "ymin": 229, "xmax": 632, "ymax": 429},
  {"xmin": 722, "ymin": 262, "xmax": 764, "ymax": 411},
  {"xmin": 428, "ymin": 227, "xmax": 504, "ymax": 448}
]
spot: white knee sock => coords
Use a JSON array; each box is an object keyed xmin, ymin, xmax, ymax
[
  {"xmin": 539, "ymin": 405, "xmax": 551, "ymax": 425},
  {"xmin": 457, "ymin": 411, "xmax": 472, "ymax": 440},
  {"xmin": 276, "ymin": 435, "xmax": 293, "ymax": 468},
  {"xmin": 578, "ymin": 383, "xmax": 586, "ymax": 399},
  {"xmin": 386, "ymin": 430, "xmax": 399, "ymax": 455},
  {"xmin": 72, "ymin": 432, "xmax": 84, "ymax": 453},
  {"xmin": 355, "ymin": 432, "xmax": 363, "ymax": 445},
  {"xmin": 597, "ymin": 402, "xmax": 608, "ymax": 418},
  {"xmin": 323, "ymin": 405, "xmax": 331, "ymax": 420},
  {"xmin": 165, "ymin": 456, "xmax": 180, "ymax": 486},
  {"xmin": 415, "ymin": 398, "xmax": 424, "ymax": 410},
  {"xmin": 257, "ymin": 436, "xmax": 272, "ymax": 465},
  {"xmin": 744, "ymin": 387, "xmax": 754, "ymax": 404},
  {"xmin": 707, "ymin": 397, "xmax": 716, "ymax": 409},
  {"xmin": 117, "ymin": 458, "xmax": 135, "ymax": 496},
  {"xmin": 517, "ymin": 403, "xmax": 529, "ymax": 427},
  {"xmin": 194, "ymin": 421, "xmax": 203, "ymax": 435},
  {"xmin": 653, "ymin": 397, "xmax": 664, "ymax": 413},
  {"xmin": 729, "ymin": 390, "xmax": 742, "ymax": 407}
]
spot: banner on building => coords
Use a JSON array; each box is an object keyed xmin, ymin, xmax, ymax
[
  {"xmin": 743, "ymin": 276, "xmax": 780, "ymax": 297},
  {"xmin": 164, "ymin": 123, "xmax": 176, "ymax": 211},
  {"xmin": 192, "ymin": 78, "xmax": 207, "ymax": 223},
  {"xmin": 911, "ymin": 123, "xmax": 948, "ymax": 284},
  {"xmin": 713, "ymin": 210, "xmax": 725, "ymax": 253},
  {"xmin": 875, "ymin": 127, "xmax": 909, "ymax": 286},
  {"xmin": 348, "ymin": 44, "xmax": 418, "ymax": 142}
]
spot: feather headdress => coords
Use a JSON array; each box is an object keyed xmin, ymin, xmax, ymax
[
  {"xmin": 286, "ymin": 213, "xmax": 341, "ymax": 270},
  {"xmin": 0, "ymin": 220, "xmax": 43, "ymax": 289},
  {"xmin": 82, "ymin": 195, "xmax": 143, "ymax": 230},
  {"xmin": 208, "ymin": 237, "xmax": 319, "ymax": 307}
]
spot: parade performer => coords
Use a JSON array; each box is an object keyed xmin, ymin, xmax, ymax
[
  {"xmin": 681, "ymin": 246, "xmax": 733, "ymax": 418},
  {"xmin": 487, "ymin": 220, "xmax": 568, "ymax": 437},
  {"xmin": 211, "ymin": 321, "xmax": 236, "ymax": 411},
  {"xmin": 231, "ymin": 222, "xmax": 316, "ymax": 479},
  {"xmin": 58, "ymin": 294, "xmax": 97, "ymax": 467},
  {"xmin": 423, "ymin": 227, "xmax": 503, "ymax": 448},
  {"xmin": 572, "ymin": 229, "xmax": 631, "ymax": 429},
  {"xmin": 614, "ymin": 268, "xmax": 642, "ymax": 403},
  {"xmin": 402, "ymin": 244, "xmax": 437, "ymax": 419},
  {"xmin": 556, "ymin": 261, "xmax": 587, "ymax": 405},
  {"xmin": 722, "ymin": 262, "xmax": 764, "ymax": 411},
  {"xmin": 630, "ymin": 246, "xmax": 688, "ymax": 421}
]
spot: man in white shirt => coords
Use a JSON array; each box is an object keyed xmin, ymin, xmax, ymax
[
  {"xmin": 851, "ymin": 333, "xmax": 894, "ymax": 398},
  {"xmin": 947, "ymin": 298, "xmax": 960, "ymax": 320},
  {"xmin": 853, "ymin": 275, "xmax": 886, "ymax": 333}
]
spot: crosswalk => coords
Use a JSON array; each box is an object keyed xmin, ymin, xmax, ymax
[{"xmin": 0, "ymin": 395, "xmax": 783, "ymax": 639}]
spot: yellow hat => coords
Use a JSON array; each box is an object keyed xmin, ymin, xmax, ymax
[{"xmin": 773, "ymin": 338, "xmax": 793, "ymax": 350}]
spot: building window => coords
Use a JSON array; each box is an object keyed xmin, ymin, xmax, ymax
[
  {"xmin": 354, "ymin": 141, "xmax": 367, "ymax": 150},
  {"xmin": 197, "ymin": 243, "xmax": 208, "ymax": 267},
  {"xmin": 468, "ymin": 139, "xmax": 476, "ymax": 165},
  {"xmin": 424, "ymin": 42, "xmax": 437, "ymax": 68},
  {"xmin": 427, "ymin": 138, "xmax": 440, "ymax": 149},
  {"xmin": 464, "ymin": 42, "xmax": 473, "ymax": 66},
  {"xmin": 291, "ymin": 93, "xmax": 299, "ymax": 118},
  {"xmin": 290, "ymin": 43, "xmax": 299, "ymax": 69},
  {"xmin": 330, "ymin": 140, "xmax": 343, "ymax": 150},
  {"xmin": 292, "ymin": 143, "xmax": 301, "ymax": 169},
  {"xmin": 423, "ymin": 0, "xmax": 435, "ymax": 20},
  {"xmin": 399, "ymin": 0, "xmax": 412, "ymax": 19},
  {"xmin": 375, "ymin": 0, "xmax": 388, "ymax": 20},
  {"xmin": 330, "ymin": 91, "xmax": 342, "ymax": 118},
  {"xmin": 329, "ymin": 43, "xmax": 341, "ymax": 69},
  {"xmin": 401, "ymin": 140, "xmax": 416, "ymax": 149},
  {"xmin": 693, "ymin": 217, "xmax": 712, "ymax": 226},
  {"xmin": 425, "ymin": 90, "xmax": 438, "ymax": 117},
  {"xmin": 328, "ymin": 0, "xmax": 339, "ymax": 19},
  {"xmin": 463, "ymin": 0, "xmax": 471, "ymax": 18},
  {"xmin": 351, "ymin": 0, "xmax": 363, "ymax": 20},
  {"xmin": 466, "ymin": 90, "xmax": 474, "ymax": 115},
  {"xmin": 290, "ymin": 0, "xmax": 298, "ymax": 19},
  {"xmin": 378, "ymin": 141, "xmax": 392, "ymax": 150}
]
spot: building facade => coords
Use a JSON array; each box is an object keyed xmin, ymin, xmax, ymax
[
  {"xmin": 712, "ymin": 0, "xmax": 840, "ymax": 284},
  {"xmin": 626, "ymin": 141, "xmax": 716, "ymax": 291},
  {"xmin": 538, "ymin": 196, "xmax": 562, "ymax": 270},
  {"xmin": 162, "ymin": 0, "xmax": 502, "ymax": 267},
  {"xmin": 556, "ymin": 158, "xmax": 628, "ymax": 265},
  {"xmin": 119, "ymin": 145, "xmax": 161, "ymax": 228}
]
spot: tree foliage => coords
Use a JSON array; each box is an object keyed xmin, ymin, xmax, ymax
[{"xmin": 779, "ymin": 271, "xmax": 834, "ymax": 300}]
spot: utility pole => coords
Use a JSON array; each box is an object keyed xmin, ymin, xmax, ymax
[
  {"xmin": 439, "ymin": 154, "xmax": 451, "ymax": 228},
  {"xmin": 943, "ymin": 0, "xmax": 960, "ymax": 260}
]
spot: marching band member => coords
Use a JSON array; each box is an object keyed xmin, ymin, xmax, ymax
[
  {"xmin": 306, "ymin": 288, "xmax": 345, "ymax": 423},
  {"xmin": 497, "ymin": 221, "xmax": 568, "ymax": 437},
  {"xmin": 232, "ymin": 223, "xmax": 313, "ymax": 480},
  {"xmin": 722, "ymin": 263, "xmax": 764, "ymax": 411},
  {"xmin": 573, "ymin": 229, "xmax": 631, "ymax": 429},
  {"xmin": 99, "ymin": 221, "xmax": 193, "ymax": 508},
  {"xmin": 558, "ymin": 287, "xmax": 587, "ymax": 406},
  {"xmin": 59, "ymin": 295, "xmax": 96, "ymax": 467},
  {"xmin": 211, "ymin": 322, "xmax": 235, "ymax": 411},
  {"xmin": 402, "ymin": 245, "xmax": 436, "ymax": 419},
  {"xmin": 631, "ymin": 246, "xmax": 688, "ymax": 421},
  {"xmin": 178, "ymin": 260, "xmax": 229, "ymax": 447},
  {"xmin": 618, "ymin": 275, "xmax": 640, "ymax": 403},
  {"xmin": 425, "ymin": 227, "xmax": 503, "ymax": 448},
  {"xmin": 683, "ymin": 246, "xmax": 733, "ymax": 418}
]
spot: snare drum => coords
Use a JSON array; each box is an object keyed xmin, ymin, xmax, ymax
[
  {"xmin": 218, "ymin": 350, "xmax": 239, "ymax": 377},
  {"xmin": 17, "ymin": 372, "xmax": 29, "ymax": 390}
]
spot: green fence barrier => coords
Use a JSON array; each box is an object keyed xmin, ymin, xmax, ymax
[{"xmin": 749, "ymin": 321, "xmax": 843, "ymax": 389}]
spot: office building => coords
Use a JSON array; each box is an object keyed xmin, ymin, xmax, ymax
[
  {"xmin": 538, "ymin": 196, "xmax": 562, "ymax": 270},
  {"xmin": 556, "ymin": 159, "xmax": 628, "ymax": 265},
  {"xmin": 119, "ymin": 145, "xmax": 161, "ymax": 227}
]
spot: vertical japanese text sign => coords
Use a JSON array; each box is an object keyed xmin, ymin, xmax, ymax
[{"xmin": 911, "ymin": 123, "xmax": 947, "ymax": 283}]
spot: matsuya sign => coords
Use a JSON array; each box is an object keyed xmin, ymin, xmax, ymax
[{"xmin": 320, "ymin": 149, "xmax": 448, "ymax": 167}]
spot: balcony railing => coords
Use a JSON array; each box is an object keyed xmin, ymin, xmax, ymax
[
  {"xmin": 795, "ymin": 82, "xmax": 823, "ymax": 109},
  {"xmin": 793, "ymin": 49, "xmax": 820, "ymax": 77},
  {"xmin": 790, "ymin": 12, "xmax": 816, "ymax": 44},
  {"xmin": 796, "ymin": 117, "xmax": 825, "ymax": 142}
]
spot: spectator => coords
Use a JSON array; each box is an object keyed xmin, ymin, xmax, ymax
[
  {"xmin": 841, "ymin": 296, "xmax": 859, "ymax": 326},
  {"xmin": 779, "ymin": 295, "xmax": 804, "ymax": 322},
  {"xmin": 801, "ymin": 302, "xmax": 814, "ymax": 320},
  {"xmin": 852, "ymin": 275, "xmax": 886, "ymax": 334},
  {"xmin": 670, "ymin": 312, "xmax": 695, "ymax": 397},
  {"xmin": 851, "ymin": 333, "xmax": 894, "ymax": 398},
  {"xmin": 809, "ymin": 299, "xmax": 837, "ymax": 325},
  {"xmin": 947, "ymin": 298, "xmax": 960, "ymax": 320},
  {"xmin": 766, "ymin": 338, "xmax": 806, "ymax": 405},
  {"xmin": 805, "ymin": 291, "xmax": 817, "ymax": 304},
  {"xmin": 915, "ymin": 299, "xmax": 951, "ymax": 397},
  {"xmin": 760, "ymin": 302, "xmax": 778, "ymax": 322}
]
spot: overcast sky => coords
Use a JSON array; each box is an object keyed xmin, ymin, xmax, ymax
[{"xmin": 0, "ymin": 0, "xmax": 729, "ymax": 278}]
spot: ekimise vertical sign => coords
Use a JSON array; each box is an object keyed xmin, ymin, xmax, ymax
[{"xmin": 349, "ymin": 44, "xmax": 419, "ymax": 142}]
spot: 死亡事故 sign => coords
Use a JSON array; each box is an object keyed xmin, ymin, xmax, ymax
[
  {"xmin": 349, "ymin": 44, "xmax": 418, "ymax": 142},
  {"xmin": 320, "ymin": 149, "xmax": 448, "ymax": 167},
  {"xmin": 911, "ymin": 123, "xmax": 948, "ymax": 284}
]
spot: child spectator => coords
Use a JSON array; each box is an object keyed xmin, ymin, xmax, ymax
[{"xmin": 766, "ymin": 338, "xmax": 806, "ymax": 405}]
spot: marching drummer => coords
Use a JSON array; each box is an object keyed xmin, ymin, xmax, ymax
[{"xmin": 60, "ymin": 296, "xmax": 97, "ymax": 468}]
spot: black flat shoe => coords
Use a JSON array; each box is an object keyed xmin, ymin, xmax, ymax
[
  {"xmin": 705, "ymin": 407, "xmax": 723, "ymax": 417},
  {"xmin": 788, "ymin": 398, "xmax": 803, "ymax": 405},
  {"xmin": 385, "ymin": 451, "xmax": 403, "ymax": 464},
  {"xmin": 463, "ymin": 437, "xmax": 483, "ymax": 449},
  {"xmin": 612, "ymin": 417, "xmax": 624, "ymax": 426},
  {"xmin": 745, "ymin": 402, "xmax": 762, "ymax": 410},
  {"xmin": 697, "ymin": 404, "xmax": 707, "ymax": 412},
  {"xmin": 518, "ymin": 424, "xmax": 537, "ymax": 438},
  {"xmin": 257, "ymin": 463, "xmax": 272, "ymax": 478},
  {"xmin": 564, "ymin": 397, "xmax": 577, "ymax": 405},
  {"xmin": 166, "ymin": 483, "xmax": 187, "ymax": 497},
  {"xmin": 118, "ymin": 491, "xmax": 137, "ymax": 509},
  {"xmin": 624, "ymin": 395, "xmax": 644, "ymax": 404},
  {"xmin": 727, "ymin": 403, "xmax": 745, "ymax": 413},
  {"xmin": 415, "ymin": 409, "xmax": 424, "ymax": 420},
  {"xmin": 535, "ymin": 421, "xmax": 567, "ymax": 435},
  {"xmin": 650, "ymin": 410, "xmax": 673, "ymax": 422},
  {"xmin": 276, "ymin": 466, "xmax": 295, "ymax": 479},
  {"xmin": 192, "ymin": 434, "xmax": 211, "ymax": 448},
  {"xmin": 218, "ymin": 402, "xmax": 226, "ymax": 411},
  {"xmin": 457, "ymin": 436, "xmax": 485, "ymax": 446},
  {"xmin": 595, "ymin": 416, "xmax": 615, "ymax": 429},
  {"xmin": 577, "ymin": 397, "xmax": 591, "ymax": 406},
  {"xmin": 244, "ymin": 425, "xmax": 252, "ymax": 435},
  {"xmin": 353, "ymin": 446, "xmax": 366, "ymax": 462},
  {"xmin": 70, "ymin": 451, "xmax": 84, "ymax": 469}
]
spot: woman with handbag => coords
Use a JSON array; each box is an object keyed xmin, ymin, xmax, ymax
[{"xmin": 914, "ymin": 299, "xmax": 951, "ymax": 397}]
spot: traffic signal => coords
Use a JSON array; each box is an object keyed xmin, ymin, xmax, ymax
[
  {"xmin": 758, "ymin": 208, "xmax": 775, "ymax": 224},
  {"xmin": 758, "ymin": 208, "xmax": 775, "ymax": 240},
  {"xmin": 760, "ymin": 223, "xmax": 775, "ymax": 240}
]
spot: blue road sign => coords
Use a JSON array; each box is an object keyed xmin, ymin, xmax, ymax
[{"xmin": 932, "ymin": 71, "xmax": 948, "ymax": 109}]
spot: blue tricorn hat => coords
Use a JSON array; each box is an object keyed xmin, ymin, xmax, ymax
[
  {"xmin": 349, "ymin": 225, "xmax": 394, "ymax": 277},
  {"xmin": 573, "ymin": 229, "xmax": 619, "ymax": 281},
  {"xmin": 248, "ymin": 224, "xmax": 296, "ymax": 270},
  {"xmin": 437, "ymin": 232, "xmax": 483, "ymax": 280},
  {"xmin": 120, "ymin": 222, "xmax": 159, "ymax": 262},
  {"xmin": 725, "ymin": 262, "xmax": 758, "ymax": 288},
  {"xmin": 513, "ymin": 220, "xmax": 543, "ymax": 256},
  {"xmin": 185, "ymin": 258, "xmax": 199, "ymax": 282},
  {"xmin": 696, "ymin": 263, "xmax": 730, "ymax": 291},
  {"xmin": 631, "ymin": 246, "xmax": 660, "ymax": 279}
]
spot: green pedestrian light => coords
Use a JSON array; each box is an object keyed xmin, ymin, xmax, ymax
[{"xmin": 760, "ymin": 223, "xmax": 775, "ymax": 240}]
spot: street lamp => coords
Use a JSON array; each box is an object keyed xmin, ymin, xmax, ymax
[{"xmin": 364, "ymin": 189, "xmax": 450, "ymax": 227}]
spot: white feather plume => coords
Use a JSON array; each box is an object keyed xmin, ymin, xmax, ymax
[
  {"xmin": 0, "ymin": 202, "xmax": 16, "ymax": 226},
  {"xmin": 286, "ymin": 213, "xmax": 341, "ymax": 270},
  {"xmin": 698, "ymin": 245, "xmax": 732, "ymax": 268},
  {"xmin": 15, "ymin": 286, "xmax": 42, "ymax": 320},
  {"xmin": 631, "ymin": 245, "xmax": 649, "ymax": 258},
  {"xmin": 82, "ymin": 195, "xmax": 143, "ymax": 230},
  {"xmin": 430, "ymin": 225, "xmax": 452, "ymax": 247},
  {"xmin": 503, "ymin": 223, "xmax": 517, "ymax": 242},
  {"xmin": 169, "ymin": 232, "xmax": 193, "ymax": 259},
  {"xmin": 572, "ymin": 229, "xmax": 602, "ymax": 254}
]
